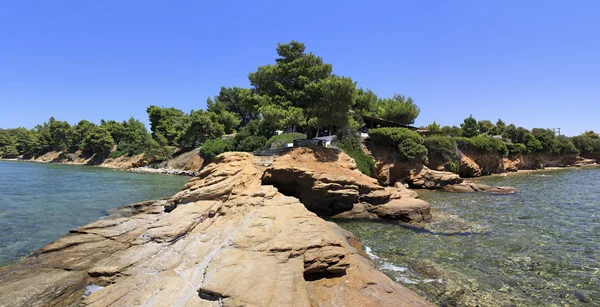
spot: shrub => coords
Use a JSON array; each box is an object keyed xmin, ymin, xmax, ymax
[
  {"xmin": 199, "ymin": 138, "xmax": 235, "ymax": 160},
  {"xmin": 572, "ymin": 133, "xmax": 600, "ymax": 156},
  {"xmin": 454, "ymin": 135, "xmax": 507, "ymax": 155},
  {"xmin": 368, "ymin": 127, "xmax": 427, "ymax": 161},
  {"xmin": 445, "ymin": 160, "xmax": 460, "ymax": 174},
  {"xmin": 553, "ymin": 136, "xmax": 579, "ymax": 155},
  {"xmin": 266, "ymin": 133, "xmax": 306, "ymax": 149},
  {"xmin": 507, "ymin": 143, "xmax": 528, "ymax": 156},
  {"xmin": 337, "ymin": 137, "xmax": 374, "ymax": 175},
  {"xmin": 236, "ymin": 135, "xmax": 267, "ymax": 152},
  {"xmin": 423, "ymin": 136, "xmax": 459, "ymax": 163}
]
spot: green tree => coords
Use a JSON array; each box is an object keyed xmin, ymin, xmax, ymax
[
  {"xmin": 461, "ymin": 115, "xmax": 479, "ymax": 137},
  {"xmin": 146, "ymin": 106, "xmax": 188, "ymax": 146},
  {"xmin": 248, "ymin": 41, "xmax": 355, "ymax": 133},
  {"xmin": 375, "ymin": 94, "xmax": 420, "ymax": 125},
  {"xmin": 206, "ymin": 98, "xmax": 241, "ymax": 134},
  {"xmin": 70, "ymin": 120, "xmax": 96, "ymax": 152},
  {"xmin": 177, "ymin": 110, "xmax": 225, "ymax": 149},
  {"xmin": 213, "ymin": 87, "xmax": 260, "ymax": 126},
  {"xmin": 441, "ymin": 125, "xmax": 463, "ymax": 137},
  {"xmin": 493, "ymin": 119, "xmax": 506, "ymax": 136},
  {"xmin": 353, "ymin": 88, "xmax": 378, "ymax": 116},
  {"xmin": 100, "ymin": 120, "xmax": 127, "ymax": 144},
  {"xmin": 478, "ymin": 120, "xmax": 495, "ymax": 135},
  {"xmin": 427, "ymin": 121, "xmax": 441, "ymax": 132},
  {"xmin": 84, "ymin": 126, "xmax": 114, "ymax": 157}
]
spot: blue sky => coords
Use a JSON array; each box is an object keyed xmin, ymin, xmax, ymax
[{"xmin": 0, "ymin": 1, "xmax": 598, "ymax": 136}]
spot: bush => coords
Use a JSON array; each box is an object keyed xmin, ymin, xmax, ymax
[
  {"xmin": 445, "ymin": 160, "xmax": 460, "ymax": 174},
  {"xmin": 454, "ymin": 135, "xmax": 507, "ymax": 155},
  {"xmin": 199, "ymin": 138, "xmax": 235, "ymax": 160},
  {"xmin": 507, "ymin": 143, "xmax": 528, "ymax": 156},
  {"xmin": 236, "ymin": 135, "xmax": 267, "ymax": 152},
  {"xmin": 368, "ymin": 127, "xmax": 427, "ymax": 161},
  {"xmin": 337, "ymin": 137, "xmax": 374, "ymax": 175},
  {"xmin": 423, "ymin": 136, "xmax": 459, "ymax": 163},
  {"xmin": 553, "ymin": 136, "xmax": 579, "ymax": 155},
  {"xmin": 266, "ymin": 133, "xmax": 306, "ymax": 149}
]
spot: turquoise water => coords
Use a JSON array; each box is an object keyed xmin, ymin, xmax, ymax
[
  {"xmin": 0, "ymin": 161, "xmax": 189, "ymax": 267},
  {"xmin": 339, "ymin": 167, "xmax": 600, "ymax": 306}
]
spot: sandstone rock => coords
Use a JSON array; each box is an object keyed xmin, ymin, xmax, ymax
[
  {"xmin": 407, "ymin": 166, "xmax": 463, "ymax": 189},
  {"xmin": 459, "ymin": 154, "xmax": 482, "ymax": 177},
  {"xmin": 0, "ymin": 151, "xmax": 432, "ymax": 307},
  {"xmin": 368, "ymin": 199, "xmax": 432, "ymax": 222},
  {"xmin": 262, "ymin": 147, "xmax": 392, "ymax": 216},
  {"xmin": 442, "ymin": 181, "xmax": 519, "ymax": 194}
]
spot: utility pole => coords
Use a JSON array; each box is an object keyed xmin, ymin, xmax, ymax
[{"xmin": 552, "ymin": 128, "xmax": 561, "ymax": 136}]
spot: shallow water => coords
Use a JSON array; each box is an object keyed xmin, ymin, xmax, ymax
[
  {"xmin": 339, "ymin": 168, "xmax": 600, "ymax": 306},
  {"xmin": 0, "ymin": 160, "xmax": 189, "ymax": 267}
]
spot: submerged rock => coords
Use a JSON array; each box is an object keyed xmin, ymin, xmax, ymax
[
  {"xmin": 442, "ymin": 181, "xmax": 519, "ymax": 194},
  {"xmin": 0, "ymin": 151, "xmax": 432, "ymax": 306}
]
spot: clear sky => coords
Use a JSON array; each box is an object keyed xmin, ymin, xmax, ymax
[{"xmin": 1, "ymin": 1, "xmax": 598, "ymax": 136}]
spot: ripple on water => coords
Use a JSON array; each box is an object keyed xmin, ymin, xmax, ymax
[{"xmin": 339, "ymin": 168, "xmax": 600, "ymax": 306}]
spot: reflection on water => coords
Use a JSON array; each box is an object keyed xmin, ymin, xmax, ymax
[
  {"xmin": 339, "ymin": 168, "xmax": 600, "ymax": 306},
  {"xmin": 0, "ymin": 161, "xmax": 189, "ymax": 266}
]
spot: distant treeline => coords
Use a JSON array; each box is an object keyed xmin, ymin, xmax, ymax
[
  {"xmin": 0, "ymin": 41, "xmax": 421, "ymax": 161},
  {"xmin": 1, "ymin": 41, "xmax": 599, "ymax": 168}
]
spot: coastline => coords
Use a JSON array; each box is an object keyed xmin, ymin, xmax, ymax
[{"xmin": 0, "ymin": 157, "xmax": 197, "ymax": 176}]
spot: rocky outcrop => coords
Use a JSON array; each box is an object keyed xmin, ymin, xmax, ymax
[
  {"xmin": 442, "ymin": 181, "xmax": 519, "ymax": 194},
  {"xmin": 0, "ymin": 152, "xmax": 432, "ymax": 307},
  {"xmin": 261, "ymin": 147, "xmax": 432, "ymax": 222},
  {"xmin": 503, "ymin": 153, "xmax": 578, "ymax": 171},
  {"xmin": 406, "ymin": 166, "xmax": 463, "ymax": 189},
  {"xmin": 459, "ymin": 150, "xmax": 504, "ymax": 176},
  {"xmin": 459, "ymin": 154, "xmax": 482, "ymax": 177}
]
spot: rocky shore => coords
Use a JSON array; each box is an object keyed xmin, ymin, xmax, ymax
[{"xmin": 0, "ymin": 148, "xmax": 436, "ymax": 306}]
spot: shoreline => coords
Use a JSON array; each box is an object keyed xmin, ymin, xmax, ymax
[{"xmin": 0, "ymin": 157, "xmax": 196, "ymax": 177}]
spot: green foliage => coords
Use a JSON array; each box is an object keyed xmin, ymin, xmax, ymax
[
  {"xmin": 423, "ymin": 136, "xmax": 459, "ymax": 162},
  {"xmin": 232, "ymin": 119, "xmax": 275, "ymax": 152},
  {"xmin": 441, "ymin": 125, "xmax": 463, "ymax": 137},
  {"xmin": 572, "ymin": 131, "xmax": 600, "ymax": 156},
  {"xmin": 177, "ymin": 110, "xmax": 225, "ymax": 149},
  {"xmin": 525, "ymin": 135, "xmax": 543, "ymax": 152},
  {"xmin": 199, "ymin": 138, "xmax": 235, "ymax": 160},
  {"xmin": 146, "ymin": 106, "xmax": 188, "ymax": 145},
  {"xmin": 206, "ymin": 98, "xmax": 241, "ymax": 134},
  {"xmin": 69, "ymin": 120, "xmax": 96, "ymax": 152},
  {"xmin": 492, "ymin": 119, "xmax": 506, "ymax": 136},
  {"xmin": 213, "ymin": 87, "xmax": 260, "ymax": 126},
  {"xmin": 369, "ymin": 127, "xmax": 427, "ymax": 161},
  {"xmin": 461, "ymin": 115, "xmax": 479, "ymax": 137},
  {"xmin": 266, "ymin": 133, "xmax": 306, "ymax": 149},
  {"xmin": 337, "ymin": 136, "xmax": 374, "ymax": 175},
  {"xmin": 100, "ymin": 120, "xmax": 127, "ymax": 144},
  {"xmin": 445, "ymin": 160, "xmax": 460, "ymax": 174},
  {"xmin": 83, "ymin": 126, "xmax": 114, "ymax": 157},
  {"xmin": 427, "ymin": 121, "xmax": 441, "ymax": 132},
  {"xmin": 507, "ymin": 143, "xmax": 528, "ymax": 155},
  {"xmin": 236, "ymin": 136, "xmax": 267, "ymax": 152},
  {"xmin": 554, "ymin": 135, "xmax": 579, "ymax": 155},
  {"xmin": 455, "ymin": 135, "xmax": 507, "ymax": 155},
  {"xmin": 375, "ymin": 94, "xmax": 420, "ymax": 125},
  {"xmin": 478, "ymin": 120, "xmax": 494, "ymax": 135}
]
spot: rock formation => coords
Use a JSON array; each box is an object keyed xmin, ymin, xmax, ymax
[
  {"xmin": 442, "ymin": 181, "xmax": 518, "ymax": 194},
  {"xmin": 261, "ymin": 147, "xmax": 432, "ymax": 222},
  {"xmin": 0, "ymin": 151, "xmax": 432, "ymax": 307}
]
